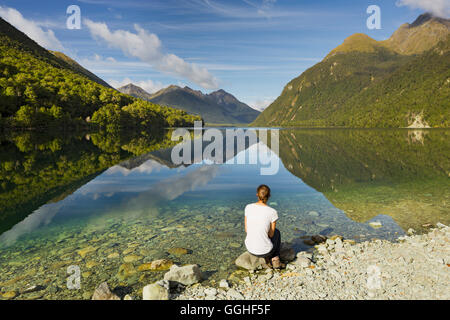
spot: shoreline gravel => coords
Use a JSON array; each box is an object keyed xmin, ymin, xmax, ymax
[{"xmin": 174, "ymin": 223, "xmax": 450, "ymax": 300}]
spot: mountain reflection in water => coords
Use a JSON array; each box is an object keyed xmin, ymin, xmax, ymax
[{"xmin": 0, "ymin": 128, "xmax": 448, "ymax": 298}]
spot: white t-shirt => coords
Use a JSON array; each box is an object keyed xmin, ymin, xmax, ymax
[{"xmin": 244, "ymin": 203, "xmax": 278, "ymax": 255}]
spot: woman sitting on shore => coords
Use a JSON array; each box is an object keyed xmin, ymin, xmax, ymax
[{"xmin": 244, "ymin": 184, "xmax": 284, "ymax": 269}]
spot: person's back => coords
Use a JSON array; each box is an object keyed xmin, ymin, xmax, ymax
[
  {"xmin": 244, "ymin": 203, "xmax": 278, "ymax": 255},
  {"xmin": 243, "ymin": 184, "xmax": 283, "ymax": 269}
]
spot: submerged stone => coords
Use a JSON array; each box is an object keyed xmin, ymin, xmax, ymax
[
  {"xmin": 167, "ymin": 247, "xmax": 190, "ymax": 256},
  {"xmin": 123, "ymin": 254, "xmax": 142, "ymax": 263},
  {"xmin": 117, "ymin": 263, "xmax": 137, "ymax": 281},
  {"xmin": 107, "ymin": 252, "xmax": 119, "ymax": 259},
  {"xmin": 2, "ymin": 291, "xmax": 18, "ymax": 299},
  {"xmin": 369, "ymin": 221, "xmax": 383, "ymax": 229},
  {"xmin": 77, "ymin": 246, "xmax": 97, "ymax": 258},
  {"xmin": 138, "ymin": 259, "xmax": 173, "ymax": 272},
  {"xmin": 91, "ymin": 282, "xmax": 120, "ymax": 300},
  {"xmin": 86, "ymin": 260, "xmax": 99, "ymax": 269},
  {"xmin": 280, "ymin": 243, "xmax": 296, "ymax": 262}
]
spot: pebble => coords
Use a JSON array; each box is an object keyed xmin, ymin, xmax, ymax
[
  {"xmin": 176, "ymin": 226, "xmax": 450, "ymax": 301},
  {"xmin": 219, "ymin": 279, "xmax": 230, "ymax": 289},
  {"xmin": 123, "ymin": 255, "xmax": 142, "ymax": 263},
  {"xmin": 308, "ymin": 211, "xmax": 320, "ymax": 217},
  {"xmin": 369, "ymin": 221, "xmax": 382, "ymax": 229}
]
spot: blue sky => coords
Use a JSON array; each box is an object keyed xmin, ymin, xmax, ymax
[{"xmin": 0, "ymin": 0, "xmax": 445, "ymax": 110}]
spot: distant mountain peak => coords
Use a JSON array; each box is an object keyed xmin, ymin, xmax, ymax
[
  {"xmin": 210, "ymin": 89, "xmax": 227, "ymax": 95},
  {"xmin": 118, "ymin": 83, "xmax": 153, "ymax": 100},
  {"xmin": 326, "ymin": 33, "xmax": 383, "ymax": 58},
  {"xmin": 120, "ymin": 83, "xmax": 140, "ymax": 90},
  {"xmin": 385, "ymin": 13, "xmax": 449, "ymax": 55},
  {"xmin": 410, "ymin": 13, "xmax": 450, "ymax": 28},
  {"xmin": 252, "ymin": 13, "xmax": 449, "ymax": 128},
  {"xmin": 143, "ymin": 85, "xmax": 259, "ymax": 124}
]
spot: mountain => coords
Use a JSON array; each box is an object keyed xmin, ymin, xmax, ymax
[
  {"xmin": 0, "ymin": 17, "xmax": 199, "ymax": 130},
  {"xmin": 49, "ymin": 51, "xmax": 113, "ymax": 88},
  {"xmin": 382, "ymin": 13, "xmax": 450, "ymax": 55},
  {"xmin": 276, "ymin": 129, "xmax": 450, "ymax": 232},
  {"xmin": 252, "ymin": 13, "xmax": 450, "ymax": 128},
  {"xmin": 118, "ymin": 83, "xmax": 154, "ymax": 101},
  {"xmin": 0, "ymin": 129, "xmax": 179, "ymax": 235},
  {"xmin": 119, "ymin": 84, "xmax": 260, "ymax": 124}
]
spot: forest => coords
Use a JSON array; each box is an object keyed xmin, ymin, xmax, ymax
[{"xmin": 0, "ymin": 18, "xmax": 201, "ymax": 131}]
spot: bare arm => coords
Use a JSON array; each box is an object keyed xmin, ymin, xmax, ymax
[{"xmin": 268, "ymin": 221, "xmax": 276, "ymax": 238}]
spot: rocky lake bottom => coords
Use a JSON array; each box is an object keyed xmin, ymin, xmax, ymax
[
  {"xmin": 0, "ymin": 128, "xmax": 448, "ymax": 300},
  {"xmin": 0, "ymin": 193, "xmax": 405, "ymax": 300}
]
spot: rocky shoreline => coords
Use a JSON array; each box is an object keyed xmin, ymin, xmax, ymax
[
  {"xmin": 1, "ymin": 223, "xmax": 448, "ymax": 300},
  {"xmin": 170, "ymin": 224, "xmax": 448, "ymax": 300}
]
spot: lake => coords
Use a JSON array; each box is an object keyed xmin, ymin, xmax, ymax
[{"xmin": 0, "ymin": 128, "xmax": 448, "ymax": 299}]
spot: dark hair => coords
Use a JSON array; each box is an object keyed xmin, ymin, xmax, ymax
[{"xmin": 257, "ymin": 184, "xmax": 271, "ymax": 203}]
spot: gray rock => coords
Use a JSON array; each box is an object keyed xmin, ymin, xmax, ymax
[
  {"xmin": 142, "ymin": 281, "xmax": 169, "ymax": 300},
  {"xmin": 235, "ymin": 252, "xmax": 268, "ymax": 271},
  {"xmin": 163, "ymin": 264, "xmax": 203, "ymax": 286},
  {"xmin": 317, "ymin": 244, "xmax": 328, "ymax": 255},
  {"xmin": 297, "ymin": 252, "xmax": 313, "ymax": 260},
  {"xmin": 91, "ymin": 282, "xmax": 120, "ymax": 300},
  {"xmin": 436, "ymin": 222, "xmax": 447, "ymax": 229},
  {"xmin": 308, "ymin": 211, "xmax": 320, "ymax": 217},
  {"xmin": 219, "ymin": 279, "xmax": 230, "ymax": 289},
  {"xmin": 21, "ymin": 285, "xmax": 45, "ymax": 294},
  {"xmin": 204, "ymin": 288, "xmax": 217, "ymax": 296},
  {"xmin": 293, "ymin": 256, "xmax": 312, "ymax": 268},
  {"xmin": 227, "ymin": 288, "xmax": 244, "ymax": 300}
]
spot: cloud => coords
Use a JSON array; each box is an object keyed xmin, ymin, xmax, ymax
[
  {"xmin": 108, "ymin": 77, "xmax": 166, "ymax": 94},
  {"xmin": 396, "ymin": 0, "xmax": 450, "ymax": 18},
  {"xmin": 248, "ymin": 98, "xmax": 274, "ymax": 111},
  {"xmin": 0, "ymin": 6, "xmax": 64, "ymax": 50},
  {"xmin": 106, "ymin": 159, "xmax": 166, "ymax": 176},
  {"xmin": 241, "ymin": 0, "xmax": 277, "ymax": 18},
  {"xmin": 84, "ymin": 19, "xmax": 219, "ymax": 89},
  {"xmin": 125, "ymin": 165, "xmax": 221, "ymax": 214},
  {"xmin": 0, "ymin": 202, "xmax": 64, "ymax": 246},
  {"xmin": 258, "ymin": 0, "xmax": 277, "ymax": 17}
]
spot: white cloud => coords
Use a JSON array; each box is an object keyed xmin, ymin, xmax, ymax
[
  {"xmin": 396, "ymin": 0, "xmax": 450, "ymax": 18},
  {"xmin": 258, "ymin": 0, "xmax": 277, "ymax": 17},
  {"xmin": 84, "ymin": 19, "xmax": 219, "ymax": 90},
  {"xmin": 106, "ymin": 159, "xmax": 165, "ymax": 176},
  {"xmin": 126, "ymin": 165, "xmax": 221, "ymax": 214},
  {"xmin": 248, "ymin": 98, "xmax": 274, "ymax": 111},
  {"xmin": 108, "ymin": 77, "xmax": 166, "ymax": 94},
  {"xmin": 0, "ymin": 6, "xmax": 64, "ymax": 50},
  {"xmin": 0, "ymin": 202, "xmax": 64, "ymax": 246},
  {"xmin": 79, "ymin": 54, "xmax": 155, "ymax": 75}
]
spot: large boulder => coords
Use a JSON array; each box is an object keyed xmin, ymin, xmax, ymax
[
  {"xmin": 142, "ymin": 280, "xmax": 170, "ymax": 300},
  {"xmin": 163, "ymin": 264, "xmax": 203, "ymax": 286},
  {"xmin": 91, "ymin": 282, "xmax": 120, "ymax": 300},
  {"xmin": 235, "ymin": 252, "xmax": 268, "ymax": 271}
]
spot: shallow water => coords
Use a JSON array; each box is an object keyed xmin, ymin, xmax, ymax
[{"xmin": 0, "ymin": 128, "xmax": 448, "ymax": 299}]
